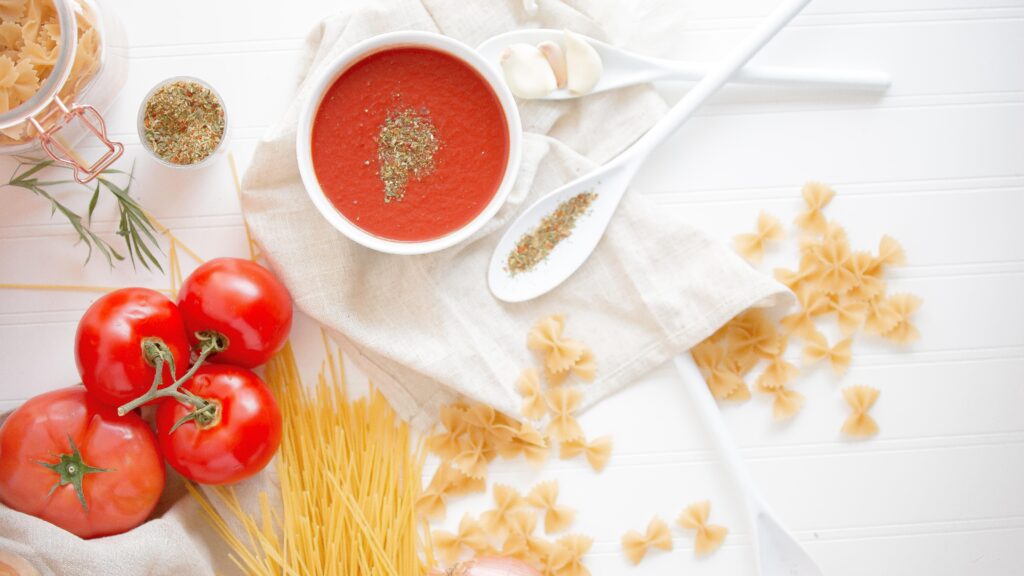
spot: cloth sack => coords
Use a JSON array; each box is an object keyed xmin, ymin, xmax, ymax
[
  {"xmin": 0, "ymin": 0, "xmax": 790, "ymax": 573},
  {"xmin": 240, "ymin": 0, "xmax": 791, "ymax": 429}
]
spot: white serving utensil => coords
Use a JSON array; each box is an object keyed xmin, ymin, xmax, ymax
[
  {"xmin": 488, "ymin": 0, "xmax": 816, "ymax": 302},
  {"xmin": 674, "ymin": 354, "xmax": 824, "ymax": 576},
  {"xmin": 477, "ymin": 29, "xmax": 890, "ymax": 100}
]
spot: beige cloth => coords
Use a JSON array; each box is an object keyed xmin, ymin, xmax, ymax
[
  {"xmin": 240, "ymin": 0, "xmax": 791, "ymax": 429},
  {"xmin": 0, "ymin": 0, "xmax": 790, "ymax": 573}
]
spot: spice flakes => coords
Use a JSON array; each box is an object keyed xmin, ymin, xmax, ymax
[
  {"xmin": 376, "ymin": 106, "xmax": 440, "ymax": 202},
  {"xmin": 142, "ymin": 80, "xmax": 225, "ymax": 165},
  {"xmin": 507, "ymin": 191, "xmax": 598, "ymax": 276}
]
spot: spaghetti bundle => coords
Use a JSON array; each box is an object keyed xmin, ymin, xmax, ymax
[{"xmin": 189, "ymin": 338, "xmax": 425, "ymax": 576}]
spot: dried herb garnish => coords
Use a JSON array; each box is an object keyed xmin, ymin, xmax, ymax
[
  {"xmin": 376, "ymin": 107, "xmax": 440, "ymax": 202},
  {"xmin": 143, "ymin": 80, "xmax": 225, "ymax": 165},
  {"xmin": 506, "ymin": 191, "xmax": 598, "ymax": 276}
]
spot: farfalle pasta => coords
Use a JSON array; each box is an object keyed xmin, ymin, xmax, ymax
[
  {"xmin": 780, "ymin": 284, "xmax": 829, "ymax": 338},
  {"xmin": 882, "ymin": 293, "xmax": 922, "ymax": 344},
  {"xmin": 842, "ymin": 385, "xmax": 880, "ymax": 437},
  {"xmin": 803, "ymin": 330, "xmax": 852, "ymax": 374},
  {"xmin": 549, "ymin": 534, "xmax": 592, "ymax": 576},
  {"xmin": 528, "ymin": 314, "xmax": 586, "ymax": 375},
  {"xmin": 734, "ymin": 211, "xmax": 784, "ymax": 263},
  {"xmin": 691, "ymin": 341, "xmax": 748, "ymax": 400},
  {"xmin": 544, "ymin": 386, "xmax": 584, "ymax": 441},
  {"xmin": 494, "ymin": 420, "xmax": 550, "ymax": 467},
  {"xmin": 755, "ymin": 340, "xmax": 798, "ymax": 391},
  {"xmin": 481, "ymin": 484, "xmax": 528, "ymax": 533},
  {"xmin": 499, "ymin": 508, "xmax": 551, "ymax": 565},
  {"xmin": 794, "ymin": 181, "xmax": 835, "ymax": 233},
  {"xmin": 559, "ymin": 435, "xmax": 612, "ymax": 472},
  {"xmin": 829, "ymin": 293, "xmax": 868, "ymax": 334},
  {"xmin": 770, "ymin": 386, "xmax": 805, "ymax": 421},
  {"xmin": 621, "ymin": 517, "xmax": 673, "ymax": 565},
  {"xmin": 516, "ymin": 367, "xmax": 546, "ymax": 420},
  {"xmin": 0, "ymin": 0, "xmax": 103, "ymax": 142},
  {"xmin": 677, "ymin": 500, "xmax": 728, "ymax": 556},
  {"xmin": 527, "ymin": 481, "xmax": 575, "ymax": 534},
  {"xmin": 432, "ymin": 514, "xmax": 490, "ymax": 564}
]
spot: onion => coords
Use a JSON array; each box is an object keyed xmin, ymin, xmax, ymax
[{"xmin": 428, "ymin": 557, "xmax": 541, "ymax": 576}]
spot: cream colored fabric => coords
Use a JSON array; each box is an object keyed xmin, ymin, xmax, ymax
[
  {"xmin": 240, "ymin": 0, "xmax": 791, "ymax": 429},
  {"xmin": 0, "ymin": 0, "xmax": 789, "ymax": 573}
]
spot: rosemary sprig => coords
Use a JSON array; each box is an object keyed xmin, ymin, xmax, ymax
[{"xmin": 4, "ymin": 157, "xmax": 163, "ymax": 271}]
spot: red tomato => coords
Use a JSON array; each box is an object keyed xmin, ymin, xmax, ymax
[
  {"xmin": 0, "ymin": 386, "xmax": 165, "ymax": 539},
  {"xmin": 75, "ymin": 288, "xmax": 190, "ymax": 407},
  {"xmin": 155, "ymin": 364, "xmax": 282, "ymax": 485},
  {"xmin": 177, "ymin": 258, "xmax": 293, "ymax": 368}
]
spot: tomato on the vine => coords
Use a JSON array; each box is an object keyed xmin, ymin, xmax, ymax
[
  {"xmin": 177, "ymin": 258, "xmax": 293, "ymax": 369},
  {"xmin": 75, "ymin": 287, "xmax": 189, "ymax": 407},
  {"xmin": 0, "ymin": 386, "xmax": 165, "ymax": 539},
  {"xmin": 155, "ymin": 364, "xmax": 282, "ymax": 485}
]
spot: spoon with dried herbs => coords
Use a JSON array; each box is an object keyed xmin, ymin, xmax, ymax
[{"xmin": 488, "ymin": 0, "xmax": 813, "ymax": 302}]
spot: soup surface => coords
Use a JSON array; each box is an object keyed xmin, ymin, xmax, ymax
[{"xmin": 311, "ymin": 46, "xmax": 510, "ymax": 242}]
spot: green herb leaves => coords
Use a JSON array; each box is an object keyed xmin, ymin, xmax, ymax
[{"xmin": 5, "ymin": 157, "xmax": 163, "ymax": 271}]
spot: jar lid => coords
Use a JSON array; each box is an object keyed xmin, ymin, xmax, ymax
[{"xmin": 0, "ymin": 0, "xmax": 78, "ymax": 130}]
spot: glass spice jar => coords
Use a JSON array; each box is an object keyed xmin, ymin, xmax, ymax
[
  {"xmin": 0, "ymin": 0, "xmax": 129, "ymax": 183},
  {"xmin": 136, "ymin": 76, "xmax": 228, "ymax": 169}
]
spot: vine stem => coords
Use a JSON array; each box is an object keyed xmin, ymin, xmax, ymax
[{"xmin": 117, "ymin": 331, "xmax": 227, "ymax": 417}]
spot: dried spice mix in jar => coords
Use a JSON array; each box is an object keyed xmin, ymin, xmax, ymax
[{"xmin": 139, "ymin": 77, "xmax": 226, "ymax": 167}]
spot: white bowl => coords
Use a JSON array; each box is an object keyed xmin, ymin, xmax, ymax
[{"xmin": 296, "ymin": 31, "xmax": 523, "ymax": 255}]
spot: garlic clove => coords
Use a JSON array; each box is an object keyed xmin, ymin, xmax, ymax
[
  {"xmin": 500, "ymin": 44, "xmax": 558, "ymax": 99},
  {"xmin": 563, "ymin": 30, "xmax": 603, "ymax": 95},
  {"xmin": 538, "ymin": 41, "xmax": 567, "ymax": 89}
]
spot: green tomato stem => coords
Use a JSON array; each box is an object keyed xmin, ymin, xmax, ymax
[
  {"xmin": 116, "ymin": 331, "xmax": 227, "ymax": 417},
  {"xmin": 37, "ymin": 435, "xmax": 111, "ymax": 512}
]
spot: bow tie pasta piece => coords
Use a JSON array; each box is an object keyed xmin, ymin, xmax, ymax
[
  {"xmin": 495, "ymin": 420, "xmax": 551, "ymax": 467},
  {"xmin": 677, "ymin": 500, "xmax": 728, "ymax": 556},
  {"xmin": 432, "ymin": 514, "xmax": 491, "ymax": 565},
  {"xmin": 829, "ymin": 293, "xmax": 869, "ymax": 335},
  {"xmin": 452, "ymin": 427, "xmax": 496, "ymax": 480},
  {"xmin": 545, "ymin": 386, "xmax": 584, "ymax": 442},
  {"xmin": 756, "ymin": 354, "xmax": 799, "ymax": 392},
  {"xmin": 691, "ymin": 343, "xmax": 749, "ymax": 401},
  {"xmin": 516, "ymin": 368, "xmax": 547, "ymax": 420},
  {"xmin": 428, "ymin": 404, "xmax": 470, "ymax": 460},
  {"xmin": 864, "ymin": 295, "xmax": 901, "ymax": 336},
  {"xmin": 621, "ymin": 516, "xmax": 673, "ymax": 565},
  {"xmin": 546, "ymin": 344, "xmax": 596, "ymax": 386},
  {"xmin": 500, "ymin": 508, "xmax": 552, "ymax": 565},
  {"xmin": 724, "ymin": 309, "xmax": 781, "ymax": 360},
  {"xmin": 771, "ymin": 386, "xmax": 805, "ymax": 421},
  {"xmin": 842, "ymin": 385, "xmax": 880, "ymax": 437},
  {"xmin": 846, "ymin": 250, "xmax": 887, "ymax": 302},
  {"xmin": 481, "ymin": 484, "xmax": 528, "ymax": 533},
  {"xmin": 794, "ymin": 181, "xmax": 835, "ymax": 234},
  {"xmin": 549, "ymin": 534, "xmax": 593, "ymax": 576},
  {"xmin": 780, "ymin": 284, "xmax": 830, "ymax": 338},
  {"xmin": 734, "ymin": 211, "xmax": 785, "ymax": 263},
  {"xmin": 528, "ymin": 314, "xmax": 586, "ymax": 375},
  {"xmin": 808, "ymin": 231, "xmax": 858, "ymax": 295},
  {"xmin": 803, "ymin": 330, "xmax": 853, "ymax": 375},
  {"xmin": 527, "ymin": 481, "xmax": 575, "ymax": 534},
  {"xmin": 559, "ymin": 435, "xmax": 613, "ymax": 472},
  {"xmin": 882, "ymin": 293, "xmax": 922, "ymax": 344},
  {"xmin": 870, "ymin": 234, "xmax": 906, "ymax": 273}
]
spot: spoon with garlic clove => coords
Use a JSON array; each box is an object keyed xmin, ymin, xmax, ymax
[
  {"xmin": 488, "ymin": 0, "xmax": 820, "ymax": 302},
  {"xmin": 478, "ymin": 28, "xmax": 890, "ymax": 100}
]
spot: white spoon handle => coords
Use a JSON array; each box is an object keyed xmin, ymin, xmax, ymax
[
  {"xmin": 624, "ymin": 0, "xmax": 815, "ymax": 165},
  {"xmin": 673, "ymin": 354, "xmax": 763, "ymax": 507},
  {"xmin": 657, "ymin": 61, "xmax": 890, "ymax": 90}
]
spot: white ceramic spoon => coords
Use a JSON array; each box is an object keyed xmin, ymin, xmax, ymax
[
  {"xmin": 488, "ymin": 0, "xmax": 815, "ymax": 303},
  {"xmin": 476, "ymin": 29, "xmax": 890, "ymax": 100},
  {"xmin": 674, "ymin": 354, "xmax": 824, "ymax": 576}
]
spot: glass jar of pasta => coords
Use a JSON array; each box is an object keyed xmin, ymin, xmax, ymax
[{"xmin": 0, "ymin": 0, "xmax": 128, "ymax": 183}]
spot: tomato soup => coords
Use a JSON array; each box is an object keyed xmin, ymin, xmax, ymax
[{"xmin": 310, "ymin": 47, "xmax": 510, "ymax": 242}]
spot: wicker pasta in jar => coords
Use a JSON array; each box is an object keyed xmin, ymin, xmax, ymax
[{"xmin": 0, "ymin": 0, "xmax": 128, "ymax": 182}]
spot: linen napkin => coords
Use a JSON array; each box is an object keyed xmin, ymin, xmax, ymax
[
  {"xmin": 240, "ymin": 0, "xmax": 791, "ymax": 429},
  {"xmin": 0, "ymin": 0, "xmax": 790, "ymax": 574}
]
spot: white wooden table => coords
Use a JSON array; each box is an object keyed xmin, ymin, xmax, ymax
[{"xmin": 2, "ymin": 0, "xmax": 1023, "ymax": 574}]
